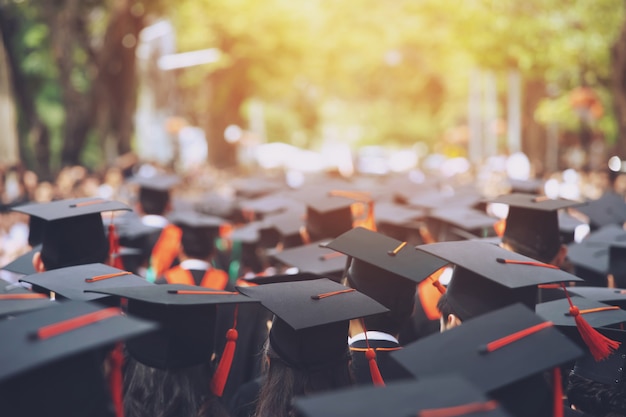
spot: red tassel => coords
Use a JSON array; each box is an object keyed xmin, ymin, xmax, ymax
[
  {"xmin": 365, "ymin": 348, "xmax": 385, "ymax": 386},
  {"xmin": 553, "ymin": 367, "xmax": 563, "ymax": 417},
  {"xmin": 561, "ymin": 283, "xmax": 621, "ymax": 361},
  {"xmin": 210, "ymin": 305, "xmax": 239, "ymax": 397},
  {"xmin": 108, "ymin": 220, "xmax": 124, "ymax": 269},
  {"xmin": 108, "ymin": 342, "xmax": 124, "ymax": 417}
]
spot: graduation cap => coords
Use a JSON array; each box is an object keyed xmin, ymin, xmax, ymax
[
  {"xmin": 237, "ymin": 278, "xmax": 388, "ymax": 370},
  {"xmin": 230, "ymin": 177, "xmax": 285, "ymax": 199},
  {"xmin": 168, "ymin": 211, "xmax": 227, "ymax": 259},
  {"xmin": 20, "ymin": 263, "xmax": 152, "ymax": 303},
  {"xmin": 0, "ymin": 245, "xmax": 40, "ymax": 276},
  {"xmin": 573, "ymin": 192, "xmax": 626, "ymax": 230},
  {"xmin": 12, "ymin": 198, "xmax": 132, "ymax": 270},
  {"xmin": 391, "ymin": 303, "xmax": 583, "ymax": 417},
  {"xmin": 85, "ymin": 283, "xmax": 257, "ymax": 396},
  {"xmin": 428, "ymin": 207, "xmax": 499, "ymax": 240},
  {"xmin": 415, "ymin": 240, "xmax": 583, "ymax": 320},
  {"xmin": 304, "ymin": 193, "xmax": 355, "ymax": 242},
  {"xmin": 0, "ymin": 278, "xmax": 56, "ymax": 318},
  {"xmin": 567, "ymin": 286, "xmax": 626, "ymax": 310},
  {"xmin": 293, "ymin": 375, "xmax": 511, "ymax": 417},
  {"xmin": 0, "ymin": 300, "xmax": 156, "ymax": 417},
  {"xmin": 558, "ymin": 210, "xmax": 589, "ymax": 245},
  {"xmin": 269, "ymin": 241, "xmax": 347, "ymax": 279},
  {"xmin": 263, "ymin": 210, "xmax": 307, "ymax": 249},
  {"xmin": 238, "ymin": 193, "xmax": 303, "ymax": 220},
  {"xmin": 571, "ymin": 327, "xmax": 626, "ymax": 387},
  {"xmin": 609, "ymin": 242, "xmax": 626, "ymax": 287},
  {"xmin": 507, "ymin": 178, "xmax": 544, "ymax": 195},
  {"xmin": 129, "ymin": 173, "xmax": 180, "ymax": 215},
  {"xmin": 566, "ymin": 239, "xmax": 610, "ymax": 286},
  {"xmin": 490, "ymin": 193, "xmax": 582, "ymax": 263}
]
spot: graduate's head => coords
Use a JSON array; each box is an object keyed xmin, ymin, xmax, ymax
[{"xmin": 12, "ymin": 198, "xmax": 131, "ymax": 271}]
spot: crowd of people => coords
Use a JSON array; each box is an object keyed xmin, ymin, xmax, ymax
[{"xmin": 1, "ymin": 152, "xmax": 626, "ymax": 417}]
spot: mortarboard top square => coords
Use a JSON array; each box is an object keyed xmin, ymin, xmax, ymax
[
  {"xmin": 536, "ymin": 296, "xmax": 626, "ymax": 333},
  {"xmin": 391, "ymin": 303, "xmax": 583, "ymax": 393},
  {"xmin": 416, "ymin": 240, "xmax": 583, "ymax": 319},
  {"xmin": 20, "ymin": 263, "xmax": 152, "ymax": 302},
  {"xmin": 428, "ymin": 207, "xmax": 498, "ymax": 234},
  {"xmin": 303, "ymin": 192, "xmax": 355, "ymax": 241},
  {"xmin": 568, "ymin": 286, "xmax": 626, "ymax": 310},
  {"xmin": 230, "ymin": 177, "xmax": 285, "ymax": 199},
  {"xmin": 0, "ymin": 279, "xmax": 57, "ymax": 318},
  {"xmin": 324, "ymin": 227, "xmax": 455, "ymax": 284},
  {"xmin": 270, "ymin": 241, "xmax": 348, "ymax": 278},
  {"xmin": 0, "ymin": 245, "xmax": 40, "ymax": 276},
  {"xmin": 566, "ymin": 240, "xmax": 610, "ymax": 275},
  {"xmin": 374, "ymin": 201, "xmax": 425, "ymax": 226},
  {"xmin": 238, "ymin": 193, "xmax": 304, "ymax": 218},
  {"xmin": 573, "ymin": 192, "xmax": 626, "ymax": 230},
  {"xmin": 293, "ymin": 375, "xmax": 511, "ymax": 417},
  {"xmin": 168, "ymin": 210, "xmax": 226, "ymax": 230},
  {"xmin": 12, "ymin": 197, "xmax": 131, "ymax": 221},
  {"xmin": 263, "ymin": 210, "xmax": 306, "ymax": 238},
  {"xmin": 584, "ymin": 223, "xmax": 626, "ymax": 243},
  {"xmin": 85, "ymin": 283, "xmax": 258, "ymax": 369},
  {"xmin": 0, "ymin": 299, "xmax": 156, "ymax": 382},
  {"xmin": 237, "ymin": 277, "xmax": 388, "ymax": 331},
  {"xmin": 229, "ymin": 221, "xmax": 262, "ymax": 244}
]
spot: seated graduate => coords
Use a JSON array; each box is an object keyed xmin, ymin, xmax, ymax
[
  {"xmin": 324, "ymin": 227, "xmax": 451, "ymax": 385},
  {"xmin": 156, "ymin": 211, "xmax": 229, "ymax": 289},
  {"xmin": 85, "ymin": 283, "xmax": 258, "ymax": 417},
  {"xmin": 0, "ymin": 299, "xmax": 155, "ymax": 417},
  {"xmin": 236, "ymin": 277, "xmax": 388, "ymax": 417},
  {"xmin": 11, "ymin": 197, "xmax": 131, "ymax": 272}
]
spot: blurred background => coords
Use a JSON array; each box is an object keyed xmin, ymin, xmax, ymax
[{"xmin": 0, "ymin": 0, "xmax": 624, "ymax": 181}]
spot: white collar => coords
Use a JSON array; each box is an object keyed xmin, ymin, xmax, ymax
[
  {"xmin": 348, "ymin": 331, "xmax": 399, "ymax": 345},
  {"xmin": 141, "ymin": 214, "xmax": 169, "ymax": 228},
  {"xmin": 179, "ymin": 259, "xmax": 211, "ymax": 270}
]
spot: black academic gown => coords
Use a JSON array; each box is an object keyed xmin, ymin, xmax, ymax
[{"xmin": 349, "ymin": 336, "xmax": 413, "ymax": 386}]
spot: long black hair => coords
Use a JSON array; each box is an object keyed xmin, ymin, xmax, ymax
[
  {"xmin": 123, "ymin": 357, "xmax": 229, "ymax": 417},
  {"xmin": 254, "ymin": 343, "xmax": 353, "ymax": 417}
]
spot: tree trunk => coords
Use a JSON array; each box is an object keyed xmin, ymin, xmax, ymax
[
  {"xmin": 0, "ymin": 28, "xmax": 20, "ymax": 166},
  {"xmin": 521, "ymin": 79, "xmax": 549, "ymax": 176},
  {"xmin": 611, "ymin": 10, "xmax": 626, "ymax": 160},
  {"xmin": 93, "ymin": 0, "xmax": 144, "ymax": 164}
]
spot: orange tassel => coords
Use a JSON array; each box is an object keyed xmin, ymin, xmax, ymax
[
  {"xmin": 561, "ymin": 283, "xmax": 621, "ymax": 361},
  {"xmin": 493, "ymin": 219, "xmax": 506, "ymax": 237},
  {"xmin": 553, "ymin": 367, "xmax": 563, "ymax": 417},
  {"xmin": 108, "ymin": 218, "xmax": 124, "ymax": 270},
  {"xmin": 210, "ymin": 306, "xmax": 239, "ymax": 397},
  {"xmin": 365, "ymin": 348, "xmax": 385, "ymax": 387},
  {"xmin": 108, "ymin": 342, "xmax": 125, "ymax": 417}
]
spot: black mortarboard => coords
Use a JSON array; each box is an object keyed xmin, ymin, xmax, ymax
[
  {"xmin": 304, "ymin": 193, "xmax": 355, "ymax": 242},
  {"xmin": 490, "ymin": 193, "xmax": 581, "ymax": 263},
  {"xmin": 416, "ymin": 240, "xmax": 583, "ymax": 320},
  {"xmin": 536, "ymin": 296, "xmax": 626, "ymax": 340},
  {"xmin": 0, "ymin": 279, "xmax": 56, "ymax": 318},
  {"xmin": 168, "ymin": 210, "xmax": 226, "ymax": 259},
  {"xmin": 270, "ymin": 241, "xmax": 347, "ymax": 279},
  {"xmin": 0, "ymin": 245, "xmax": 40, "ymax": 276},
  {"xmin": 293, "ymin": 375, "xmax": 511, "ymax": 417},
  {"xmin": 263, "ymin": 210, "xmax": 307, "ymax": 249},
  {"xmin": 12, "ymin": 198, "xmax": 131, "ymax": 270},
  {"xmin": 0, "ymin": 300, "xmax": 156, "ymax": 417},
  {"xmin": 391, "ymin": 303, "xmax": 583, "ymax": 417},
  {"xmin": 573, "ymin": 192, "xmax": 626, "ymax": 230},
  {"xmin": 130, "ymin": 173, "xmax": 180, "ymax": 215},
  {"xmin": 609, "ymin": 242, "xmax": 626, "ymax": 287},
  {"xmin": 85, "ymin": 284, "xmax": 257, "ymax": 369},
  {"xmin": 374, "ymin": 201, "xmax": 426, "ymax": 244},
  {"xmin": 27, "ymin": 215, "xmax": 45, "ymax": 247},
  {"xmin": 567, "ymin": 240, "xmax": 610, "ymax": 276},
  {"xmin": 572, "ymin": 327, "xmax": 626, "ymax": 386},
  {"xmin": 568, "ymin": 286, "xmax": 626, "ymax": 310},
  {"xmin": 558, "ymin": 211, "xmax": 588, "ymax": 245},
  {"xmin": 230, "ymin": 177, "xmax": 284, "ymax": 199},
  {"xmin": 20, "ymin": 263, "xmax": 152, "ymax": 303},
  {"xmin": 237, "ymin": 278, "xmax": 388, "ymax": 369},
  {"xmin": 0, "ymin": 299, "xmax": 156, "ymax": 382},
  {"xmin": 428, "ymin": 207, "xmax": 498, "ymax": 240},
  {"xmin": 239, "ymin": 193, "xmax": 303, "ymax": 220}
]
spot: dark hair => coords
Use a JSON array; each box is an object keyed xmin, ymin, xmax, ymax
[
  {"xmin": 436, "ymin": 292, "xmax": 461, "ymax": 322},
  {"xmin": 255, "ymin": 343, "xmax": 353, "ymax": 417},
  {"xmin": 139, "ymin": 188, "xmax": 170, "ymax": 215},
  {"xmin": 180, "ymin": 228, "xmax": 216, "ymax": 260},
  {"xmin": 567, "ymin": 372, "xmax": 626, "ymax": 416},
  {"xmin": 123, "ymin": 357, "xmax": 229, "ymax": 417}
]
